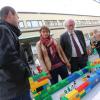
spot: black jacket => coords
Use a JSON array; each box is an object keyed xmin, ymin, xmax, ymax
[
  {"xmin": 0, "ymin": 21, "xmax": 31, "ymax": 100},
  {"xmin": 60, "ymin": 30, "xmax": 87, "ymax": 60}
]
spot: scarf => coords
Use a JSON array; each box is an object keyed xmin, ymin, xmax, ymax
[{"xmin": 40, "ymin": 36, "xmax": 57, "ymax": 57}]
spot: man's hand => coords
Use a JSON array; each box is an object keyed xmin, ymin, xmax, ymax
[{"xmin": 87, "ymin": 49, "xmax": 91, "ymax": 55}]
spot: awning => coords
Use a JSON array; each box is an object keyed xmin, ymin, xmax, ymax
[{"xmin": 19, "ymin": 32, "xmax": 54, "ymax": 44}]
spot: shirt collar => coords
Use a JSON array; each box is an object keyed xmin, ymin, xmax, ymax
[{"xmin": 68, "ymin": 31, "xmax": 75, "ymax": 36}]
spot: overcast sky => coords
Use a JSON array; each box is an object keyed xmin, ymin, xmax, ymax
[{"xmin": 0, "ymin": 0, "xmax": 100, "ymax": 16}]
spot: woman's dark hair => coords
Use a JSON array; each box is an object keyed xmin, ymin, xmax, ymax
[{"xmin": 39, "ymin": 26, "xmax": 50, "ymax": 33}]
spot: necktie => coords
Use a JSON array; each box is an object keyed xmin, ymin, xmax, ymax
[{"xmin": 71, "ymin": 34, "xmax": 82, "ymax": 57}]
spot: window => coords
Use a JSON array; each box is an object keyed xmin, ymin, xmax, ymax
[
  {"xmin": 88, "ymin": 20, "xmax": 92, "ymax": 25},
  {"xmin": 26, "ymin": 20, "xmax": 32, "ymax": 28},
  {"xmin": 26, "ymin": 20, "xmax": 43, "ymax": 28},
  {"xmin": 81, "ymin": 20, "xmax": 87, "ymax": 26},
  {"xmin": 94, "ymin": 20, "xmax": 98, "ymax": 25},
  {"xmin": 44, "ymin": 20, "xmax": 58, "ymax": 27},
  {"xmin": 76, "ymin": 20, "xmax": 81, "ymax": 27},
  {"xmin": 38, "ymin": 21, "xmax": 43, "ymax": 26},
  {"xmin": 53, "ymin": 20, "xmax": 58, "ymax": 26},
  {"xmin": 31, "ymin": 20, "xmax": 39, "ymax": 28},
  {"xmin": 19, "ymin": 21, "xmax": 25, "ymax": 28},
  {"xmin": 44, "ymin": 20, "xmax": 50, "ymax": 26},
  {"xmin": 58, "ymin": 20, "xmax": 64, "ymax": 26},
  {"xmin": 85, "ymin": 20, "xmax": 89, "ymax": 26}
]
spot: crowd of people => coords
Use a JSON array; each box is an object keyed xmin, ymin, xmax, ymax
[{"xmin": 0, "ymin": 6, "xmax": 100, "ymax": 100}]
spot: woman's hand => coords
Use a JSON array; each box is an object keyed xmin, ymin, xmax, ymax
[
  {"xmin": 47, "ymin": 73, "xmax": 52, "ymax": 79},
  {"xmin": 46, "ymin": 71, "xmax": 52, "ymax": 79},
  {"xmin": 66, "ymin": 62, "xmax": 71, "ymax": 71}
]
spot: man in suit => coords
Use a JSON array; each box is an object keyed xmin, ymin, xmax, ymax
[{"xmin": 60, "ymin": 19, "xmax": 88, "ymax": 73}]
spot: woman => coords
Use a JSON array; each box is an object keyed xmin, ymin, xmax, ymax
[{"xmin": 36, "ymin": 26, "xmax": 71, "ymax": 84}]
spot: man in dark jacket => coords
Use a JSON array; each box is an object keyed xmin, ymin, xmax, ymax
[
  {"xmin": 0, "ymin": 6, "xmax": 31, "ymax": 100},
  {"xmin": 60, "ymin": 19, "xmax": 88, "ymax": 73}
]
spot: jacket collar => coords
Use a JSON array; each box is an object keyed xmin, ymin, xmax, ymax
[{"xmin": 0, "ymin": 20, "xmax": 21, "ymax": 37}]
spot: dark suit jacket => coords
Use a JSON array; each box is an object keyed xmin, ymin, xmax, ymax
[{"xmin": 60, "ymin": 30, "xmax": 87, "ymax": 60}]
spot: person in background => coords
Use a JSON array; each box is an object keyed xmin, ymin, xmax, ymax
[
  {"xmin": 0, "ymin": 6, "xmax": 32, "ymax": 100},
  {"xmin": 91, "ymin": 29, "xmax": 100, "ymax": 57},
  {"xmin": 91, "ymin": 29, "xmax": 98, "ymax": 46},
  {"xmin": 36, "ymin": 26, "xmax": 71, "ymax": 85},
  {"xmin": 60, "ymin": 19, "xmax": 88, "ymax": 73}
]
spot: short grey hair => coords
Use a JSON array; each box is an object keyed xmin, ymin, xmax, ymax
[{"xmin": 0, "ymin": 6, "xmax": 16, "ymax": 20}]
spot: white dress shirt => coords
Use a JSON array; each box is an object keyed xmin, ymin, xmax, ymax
[{"xmin": 68, "ymin": 32, "xmax": 84, "ymax": 57}]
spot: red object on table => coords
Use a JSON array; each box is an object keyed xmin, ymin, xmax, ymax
[
  {"xmin": 37, "ymin": 76, "xmax": 48, "ymax": 82},
  {"xmin": 37, "ymin": 66, "xmax": 42, "ymax": 73},
  {"xmin": 76, "ymin": 81, "xmax": 90, "ymax": 92}
]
